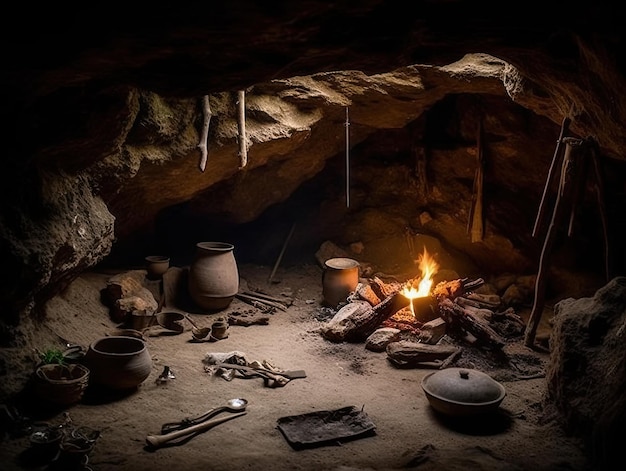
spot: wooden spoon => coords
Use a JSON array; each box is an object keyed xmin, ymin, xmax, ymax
[{"xmin": 182, "ymin": 313, "xmax": 211, "ymax": 340}]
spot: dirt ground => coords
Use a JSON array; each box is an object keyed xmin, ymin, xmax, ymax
[{"xmin": 0, "ymin": 263, "xmax": 590, "ymax": 471}]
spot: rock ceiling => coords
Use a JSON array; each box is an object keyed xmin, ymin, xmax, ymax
[{"xmin": 1, "ymin": 2, "xmax": 625, "ymax": 333}]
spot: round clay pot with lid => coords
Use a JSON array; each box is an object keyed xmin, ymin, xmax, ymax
[
  {"xmin": 84, "ymin": 336, "xmax": 152, "ymax": 390},
  {"xmin": 188, "ymin": 242, "xmax": 239, "ymax": 312},
  {"xmin": 421, "ymin": 367, "xmax": 506, "ymax": 416}
]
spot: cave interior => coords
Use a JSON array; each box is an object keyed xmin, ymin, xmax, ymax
[{"xmin": 1, "ymin": 3, "xmax": 626, "ymax": 470}]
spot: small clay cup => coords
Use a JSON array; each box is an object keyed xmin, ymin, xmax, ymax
[{"xmin": 145, "ymin": 255, "xmax": 170, "ymax": 280}]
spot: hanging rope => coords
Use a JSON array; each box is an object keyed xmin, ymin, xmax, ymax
[{"xmin": 345, "ymin": 106, "xmax": 350, "ymax": 208}]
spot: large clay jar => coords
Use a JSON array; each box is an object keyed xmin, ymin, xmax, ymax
[
  {"xmin": 84, "ymin": 336, "xmax": 152, "ymax": 390},
  {"xmin": 188, "ymin": 241, "xmax": 239, "ymax": 311},
  {"xmin": 322, "ymin": 257, "xmax": 360, "ymax": 308}
]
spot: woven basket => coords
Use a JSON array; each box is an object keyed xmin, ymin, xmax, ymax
[{"xmin": 34, "ymin": 363, "xmax": 90, "ymax": 406}]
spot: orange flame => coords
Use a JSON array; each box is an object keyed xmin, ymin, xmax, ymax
[{"xmin": 402, "ymin": 247, "xmax": 439, "ymax": 316}]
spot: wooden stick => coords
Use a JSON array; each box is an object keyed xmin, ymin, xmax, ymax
[
  {"xmin": 235, "ymin": 293, "xmax": 287, "ymax": 311},
  {"xmin": 468, "ymin": 117, "xmax": 485, "ymax": 242},
  {"xmin": 234, "ymin": 296, "xmax": 274, "ymax": 313},
  {"xmin": 268, "ymin": 222, "xmax": 296, "ymax": 284},
  {"xmin": 566, "ymin": 144, "xmax": 587, "ymax": 237},
  {"xmin": 409, "ymin": 117, "xmax": 429, "ymax": 198},
  {"xmin": 198, "ymin": 95, "xmax": 212, "ymax": 172},
  {"xmin": 525, "ymin": 137, "xmax": 581, "ymax": 348},
  {"xmin": 589, "ymin": 142, "xmax": 611, "ymax": 281},
  {"xmin": 345, "ymin": 106, "xmax": 350, "ymax": 208},
  {"xmin": 237, "ymin": 90, "xmax": 248, "ymax": 169},
  {"xmin": 439, "ymin": 348, "xmax": 462, "ymax": 369},
  {"xmin": 241, "ymin": 290, "xmax": 292, "ymax": 306},
  {"xmin": 532, "ymin": 116, "xmax": 571, "ymax": 237}
]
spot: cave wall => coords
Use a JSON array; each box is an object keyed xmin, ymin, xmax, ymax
[{"xmin": 3, "ymin": 4, "xmax": 626, "ymax": 335}]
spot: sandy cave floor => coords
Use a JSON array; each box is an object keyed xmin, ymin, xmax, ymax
[{"xmin": 0, "ymin": 263, "xmax": 590, "ymax": 471}]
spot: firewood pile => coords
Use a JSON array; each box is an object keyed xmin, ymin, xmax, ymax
[{"xmin": 320, "ymin": 276, "xmax": 526, "ymax": 369}]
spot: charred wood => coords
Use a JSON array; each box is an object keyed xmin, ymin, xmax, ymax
[
  {"xmin": 438, "ymin": 298, "xmax": 505, "ymax": 349},
  {"xmin": 417, "ymin": 317, "xmax": 447, "ymax": 344},
  {"xmin": 320, "ymin": 292, "xmax": 409, "ymax": 342},
  {"xmin": 352, "ymin": 282, "xmax": 382, "ymax": 306},
  {"xmin": 369, "ymin": 276, "xmax": 404, "ymax": 300},
  {"xmin": 386, "ymin": 340, "xmax": 461, "ymax": 368}
]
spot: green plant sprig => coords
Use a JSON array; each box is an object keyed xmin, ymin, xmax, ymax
[{"xmin": 38, "ymin": 348, "xmax": 66, "ymax": 365}]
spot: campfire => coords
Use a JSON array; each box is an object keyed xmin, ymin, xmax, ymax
[
  {"xmin": 402, "ymin": 247, "xmax": 440, "ymax": 304},
  {"xmin": 319, "ymin": 247, "xmax": 527, "ymax": 369},
  {"xmin": 387, "ymin": 247, "xmax": 441, "ymax": 331}
]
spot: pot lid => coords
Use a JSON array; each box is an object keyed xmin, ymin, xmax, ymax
[
  {"xmin": 325, "ymin": 257, "xmax": 359, "ymax": 270},
  {"xmin": 421, "ymin": 367, "xmax": 505, "ymax": 405}
]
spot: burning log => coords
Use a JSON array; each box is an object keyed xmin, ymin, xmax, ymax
[
  {"xmin": 432, "ymin": 277, "xmax": 484, "ymax": 300},
  {"xmin": 352, "ymin": 282, "xmax": 381, "ymax": 306},
  {"xmin": 369, "ymin": 276, "xmax": 403, "ymax": 300},
  {"xmin": 438, "ymin": 298, "xmax": 505, "ymax": 349},
  {"xmin": 386, "ymin": 340, "xmax": 461, "ymax": 369},
  {"xmin": 320, "ymin": 292, "xmax": 409, "ymax": 342}
]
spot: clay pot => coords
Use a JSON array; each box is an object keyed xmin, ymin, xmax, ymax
[
  {"xmin": 188, "ymin": 242, "xmax": 239, "ymax": 311},
  {"xmin": 322, "ymin": 257, "xmax": 360, "ymax": 308},
  {"xmin": 57, "ymin": 426, "xmax": 99, "ymax": 468},
  {"xmin": 145, "ymin": 255, "xmax": 170, "ymax": 280},
  {"xmin": 34, "ymin": 363, "xmax": 90, "ymax": 406},
  {"xmin": 84, "ymin": 336, "xmax": 152, "ymax": 390},
  {"xmin": 129, "ymin": 312, "xmax": 156, "ymax": 330},
  {"xmin": 421, "ymin": 367, "xmax": 506, "ymax": 416},
  {"xmin": 155, "ymin": 311, "xmax": 185, "ymax": 334},
  {"xmin": 30, "ymin": 426, "xmax": 63, "ymax": 460},
  {"xmin": 211, "ymin": 317, "xmax": 230, "ymax": 340}
]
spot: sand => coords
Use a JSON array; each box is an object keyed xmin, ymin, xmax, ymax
[{"xmin": 0, "ymin": 263, "xmax": 589, "ymax": 471}]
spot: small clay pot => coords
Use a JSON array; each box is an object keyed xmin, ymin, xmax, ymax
[
  {"xmin": 34, "ymin": 363, "xmax": 90, "ymax": 406},
  {"xmin": 84, "ymin": 336, "xmax": 152, "ymax": 390},
  {"xmin": 145, "ymin": 255, "xmax": 170, "ymax": 280},
  {"xmin": 129, "ymin": 312, "xmax": 156, "ymax": 330},
  {"xmin": 211, "ymin": 317, "xmax": 229, "ymax": 340},
  {"xmin": 322, "ymin": 257, "xmax": 360, "ymax": 308},
  {"xmin": 30, "ymin": 426, "xmax": 63, "ymax": 460},
  {"xmin": 155, "ymin": 311, "xmax": 185, "ymax": 334}
]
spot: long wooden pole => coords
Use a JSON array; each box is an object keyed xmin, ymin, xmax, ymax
[
  {"xmin": 525, "ymin": 137, "xmax": 581, "ymax": 348},
  {"xmin": 589, "ymin": 142, "xmax": 610, "ymax": 282},
  {"xmin": 345, "ymin": 106, "xmax": 350, "ymax": 208},
  {"xmin": 532, "ymin": 116, "xmax": 571, "ymax": 237},
  {"xmin": 468, "ymin": 117, "xmax": 485, "ymax": 242},
  {"xmin": 268, "ymin": 222, "xmax": 296, "ymax": 284},
  {"xmin": 237, "ymin": 90, "xmax": 248, "ymax": 169}
]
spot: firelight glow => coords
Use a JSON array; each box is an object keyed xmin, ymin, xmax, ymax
[{"xmin": 401, "ymin": 247, "xmax": 440, "ymax": 317}]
